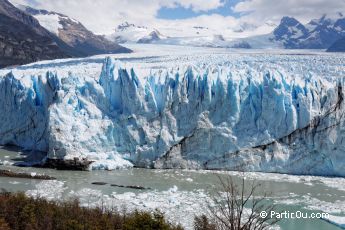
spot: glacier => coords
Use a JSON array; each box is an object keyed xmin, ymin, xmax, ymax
[{"xmin": 0, "ymin": 45, "xmax": 345, "ymax": 175}]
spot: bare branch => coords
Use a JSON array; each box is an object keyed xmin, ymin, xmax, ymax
[{"xmin": 196, "ymin": 174, "xmax": 280, "ymax": 230}]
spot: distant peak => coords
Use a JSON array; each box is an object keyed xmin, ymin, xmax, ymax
[
  {"xmin": 119, "ymin": 21, "xmax": 134, "ymax": 27},
  {"xmin": 17, "ymin": 4, "xmax": 70, "ymax": 19},
  {"xmin": 149, "ymin": 30, "xmax": 160, "ymax": 36},
  {"xmin": 280, "ymin": 16, "xmax": 301, "ymax": 26},
  {"xmin": 116, "ymin": 22, "xmax": 147, "ymax": 31},
  {"xmin": 307, "ymin": 12, "xmax": 345, "ymax": 27},
  {"xmin": 213, "ymin": 34, "xmax": 225, "ymax": 41}
]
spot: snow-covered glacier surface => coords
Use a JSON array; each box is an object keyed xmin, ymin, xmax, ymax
[{"xmin": 0, "ymin": 44, "xmax": 345, "ymax": 175}]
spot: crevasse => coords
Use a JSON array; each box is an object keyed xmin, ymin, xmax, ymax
[{"xmin": 0, "ymin": 57, "xmax": 344, "ymax": 175}]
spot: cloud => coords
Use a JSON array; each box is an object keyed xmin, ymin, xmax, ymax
[
  {"xmin": 10, "ymin": 0, "xmax": 224, "ymax": 34},
  {"xmin": 169, "ymin": 0, "xmax": 225, "ymax": 12},
  {"xmin": 233, "ymin": 0, "xmax": 345, "ymax": 24},
  {"xmin": 155, "ymin": 14, "xmax": 238, "ymax": 37},
  {"xmin": 9, "ymin": 0, "xmax": 345, "ymax": 37},
  {"xmin": 16, "ymin": 0, "xmax": 161, "ymax": 34}
]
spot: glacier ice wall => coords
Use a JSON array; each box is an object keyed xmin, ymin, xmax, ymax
[{"xmin": 0, "ymin": 56, "xmax": 344, "ymax": 175}]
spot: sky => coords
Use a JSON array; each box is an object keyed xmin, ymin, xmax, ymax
[{"xmin": 9, "ymin": 0, "xmax": 345, "ymax": 36}]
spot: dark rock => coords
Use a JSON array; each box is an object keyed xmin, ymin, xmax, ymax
[
  {"xmin": 41, "ymin": 157, "xmax": 93, "ymax": 171},
  {"xmin": 92, "ymin": 182, "xmax": 108, "ymax": 185},
  {"xmin": 110, "ymin": 184, "xmax": 151, "ymax": 190},
  {"xmin": 0, "ymin": 0, "xmax": 69, "ymax": 68},
  {"xmin": 0, "ymin": 169, "xmax": 55, "ymax": 180}
]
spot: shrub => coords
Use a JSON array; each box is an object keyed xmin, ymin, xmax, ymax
[
  {"xmin": 0, "ymin": 218, "xmax": 10, "ymax": 230},
  {"xmin": 123, "ymin": 210, "xmax": 183, "ymax": 230},
  {"xmin": 0, "ymin": 192, "xmax": 182, "ymax": 230},
  {"xmin": 194, "ymin": 215, "xmax": 216, "ymax": 230}
]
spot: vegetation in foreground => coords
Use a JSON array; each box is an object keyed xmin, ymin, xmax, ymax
[{"xmin": 0, "ymin": 192, "xmax": 182, "ymax": 230}]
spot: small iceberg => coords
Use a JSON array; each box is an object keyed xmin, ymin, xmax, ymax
[{"xmin": 322, "ymin": 215, "xmax": 345, "ymax": 229}]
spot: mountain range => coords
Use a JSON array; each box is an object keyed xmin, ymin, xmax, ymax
[
  {"xmin": 0, "ymin": 0, "xmax": 130, "ymax": 68},
  {"xmin": 1, "ymin": 1, "xmax": 344, "ymax": 69},
  {"xmin": 236, "ymin": 14, "xmax": 345, "ymax": 51},
  {"xmin": 107, "ymin": 22, "xmax": 253, "ymax": 48},
  {"xmin": 18, "ymin": 5, "xmax": 131, "ymax": 56},
  {"xmin": 107, "ymin": 14, "xmax": 345, "ymax": 51},
  {"xmin": 272, "ymin": 14, "xmax": 345, "ymax": 49}
]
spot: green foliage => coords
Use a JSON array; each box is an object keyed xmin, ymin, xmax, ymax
[
  {"xmin": 0, "ymin": 192, "xmax": 182, "ymax": 230},
  {"xmin": 123, "ymin": 210, "xmax": 183, "ymax": 230}
]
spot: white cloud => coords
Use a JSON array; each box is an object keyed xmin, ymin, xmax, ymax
[
  {"xmin": 169, "ymin": 0, "xmax": 225, "ymax": 12},
  {"xmin": 233, "ymin": 0, "xmax": 345, "ymax": 24},
  {"xmin": 9, "ymin": 0, "xmax": 345, "ymax": 37},
  {"xmin": 155, "ymin": 14, "xmax": 238, "ymax": 37},
  {"xmin": 21, "ymin": 0, "xmax": 161, "ymax": 34},
  {"xmin": 10, "ymin": 0, "xmax": 225, "ymax": 34}
]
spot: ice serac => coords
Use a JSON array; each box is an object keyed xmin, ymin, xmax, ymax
[
  {"xmin": 0, "ymin": 71, "xmax": 59, "ymax": 151},
  {"xmin": 0, "ymin": 56, "xmax": 344, "ymax": 175}
]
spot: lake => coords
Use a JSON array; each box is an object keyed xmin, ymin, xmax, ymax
[{"xmin": 0, "ymin": 146, "xmax": 344, "ymax": 229}]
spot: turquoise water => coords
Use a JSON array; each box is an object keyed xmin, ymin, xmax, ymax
[{"xmin": 0, "ymin": 147, "xmax": 343, "ymax": 230}]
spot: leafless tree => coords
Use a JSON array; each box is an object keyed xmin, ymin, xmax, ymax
[{"xmin": 195, "ymin": 174, "xmax": 279, "ymax": 230}]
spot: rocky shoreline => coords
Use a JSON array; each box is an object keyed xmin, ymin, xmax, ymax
[{"xmin": 0, "ymin": 169, "xmax": 55, "ymax": 180}]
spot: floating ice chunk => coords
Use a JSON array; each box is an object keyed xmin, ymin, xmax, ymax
[
  {"xmin": 2, "ymin": 161, "xmax": 13, "ymax": 166},
  {"xmin": 26, "ymin": 180, "xmax": 66, "ymax": 200},
  {"xmin": 169, "ymin": 185, "xmax": 178, "ymax": 193},
  {"xmin": 9, "ymin": 181, "xmax": 20, "ymax": 185},
  {"xmin": 323, "ymin": 215, "xmax": 345, "ymax": 229},
  {"xmin": 89, "ymin": 152, "xmax": 133, "ymax": 170}
]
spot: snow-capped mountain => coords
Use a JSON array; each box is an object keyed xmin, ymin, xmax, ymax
[
  {"xmin": 272, "ymin": 13, "xmax": 345, "ymax": 49},
  {"xmin": 107, "ymin": 22, "xmax": 166, "ymax": 44},
  {"xmin": 272, "ymin": 16, "xmax": 309, "ymax": 48},
  {"xmin": 18, "ymin": 5, "xmax": 131, "ymax": 55},
  {"xmin": 137, "ymin": 30, "xmax": 165, "ymax": 44},
  {"xmin": 108, "ymin": 15, "xmax": 344, "ymax": 50},
  {"xmin": 230, "ymin": 14, "xmax": 345, "ymax": 50},
  {"xmin": 107, "ymin": 18, "xmax": 281, "ymax": 49},
  {"xmin": 0, "ymin": 0, "xmax": 69, "ymax": 68},
  {"xmin": 109, "ymin": 21, "xmax": 266, "ymax": 48}
]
